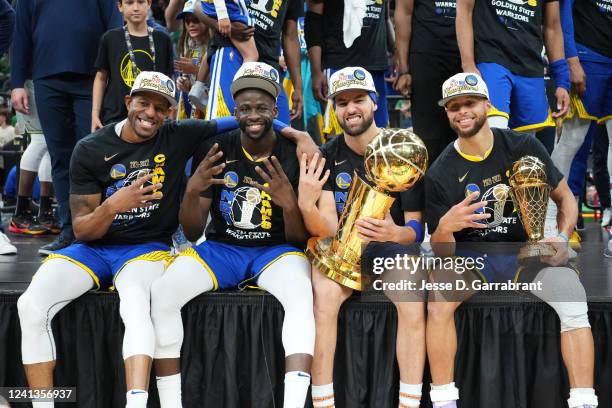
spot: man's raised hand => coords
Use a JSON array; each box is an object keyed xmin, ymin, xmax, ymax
[{"xmin": 187, "ymin": 143, "xmax": 226, "ymax": 193}]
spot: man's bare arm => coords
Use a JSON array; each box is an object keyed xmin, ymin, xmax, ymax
[
  {"xmin": 70, "ymin": 193, "xmax": 115, "ymax": 241},
  {"xmin": 456, "ymin": 0, "xmax": 479, "ymax": 74}
]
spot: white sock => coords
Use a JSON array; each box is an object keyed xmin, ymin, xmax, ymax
[
  {"xmin": 125, "ymin": 389, "xmax": 148, "ymax": 408},
  {"xmin": 430, "ymin": 382, "xmax": 459, "ymax": 406},
  {"xmin": 284, "ymin": 371, "xmax": 311, "ymax": 408},
  {"xmin": 568, "ymin": 387, "xmax": 598, "ymax": 407},
  {"xmin": 156, "ymin": 373, "xmax": 182, "ymax": 408},
  {"xmin": 312, "ymin": 383, "xmax": 335, "ymax": 408},
  {"xmin": 32, "ymin": 401, "xmax": 54, "ymax": 408},
  {"xmin": 399, "ymin": 382, "xmax": 422, "ymax": 407}
]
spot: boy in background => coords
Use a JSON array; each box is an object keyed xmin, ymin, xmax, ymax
[{"xmin": 91, "ymin": 0, "xmax": 174, "ymax": 131}]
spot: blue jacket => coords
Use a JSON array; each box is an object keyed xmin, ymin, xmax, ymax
[{"xmin": 10, "ymin": 0, "xmax": 122, "ymax": 88}]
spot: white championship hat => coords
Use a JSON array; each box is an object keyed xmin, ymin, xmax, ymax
[
  {"xmin": 130, "ymin": 71, "xmax": 177, "ymax": 106},
  {"xmin": 327, "ymin": 67, "xmax": 377, "ymax": 99},
  {"xmin": 230, "ymin": 62, "xmax": 282, "ymax": 99},
  {"xmin": 438, "ymin": 72, "xmax": 489, "ymax": 106}
]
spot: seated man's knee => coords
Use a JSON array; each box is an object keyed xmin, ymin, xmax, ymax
[
  {"xmin": 394, "ymin": 301, "xmax": 426, "ymax": 326},
  {"xmin": 17, "ymin": 292, "xmax": 45, "ymax": 332},
  {"xmin": 554, "ymin": 302, "xmax": 591, "ymax": 333},
  {"xmin": 119, "ymin": 286, "xmax": 150, "ymax": 324},
  {"xmin": 427, "ymin": 301, "xmax": 458, "ymax": 323},
  {"xmin": 313, "ymin": 278, "xmax": 351, "ymax": 319}
]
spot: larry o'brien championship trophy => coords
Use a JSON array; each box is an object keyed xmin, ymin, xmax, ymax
[
  {"xmin": 508, "ymin": 155, "xmax": 555, "ymax": 260},
  {"xmin": 306, "ymin": 128, "xmax": 428, "ymax": 290}
]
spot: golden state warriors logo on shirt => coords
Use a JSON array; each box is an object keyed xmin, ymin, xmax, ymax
[
  {"xmin": 336, "ymin": 172, "xmax": 352, "ymax": 190},
  {"xmin": 224, "ymin": 171, "xmax": 239, "ymax": 188},
  {"xmin": 110, "ymin": 164, "xmax": 127, "ymax": 179},
  {"xmin": 120, "ymin": 51, "xmax": 154, "ymax": 88}
]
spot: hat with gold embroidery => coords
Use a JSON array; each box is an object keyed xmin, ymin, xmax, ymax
[
  {"xmin": 438, "ymin": 72, "xmax": 489, "ymax": 106},
  {"xmin": 231, "ymin": 62, "xmax": 282, "ymax": 99},
  {"xmin": 130, "ymin": 71, "xmax": 177, "ymax": 106},
  {"xmin": 328, "ymin": 67, "xmax": 377, "ymax": 99}
]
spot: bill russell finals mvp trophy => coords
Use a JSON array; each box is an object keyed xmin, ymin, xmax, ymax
[
  {"xmin": 306, "ymin": 128, "xmax": 428, "ymax": 291},
  {"xmin": 508, "ymin": 155, "xmax": 555, "ymax": 261}
]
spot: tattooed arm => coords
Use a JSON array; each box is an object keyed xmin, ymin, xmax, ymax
[{"xmin": 71, "ymin": 173, "xmax": 162, "ymax": 241}]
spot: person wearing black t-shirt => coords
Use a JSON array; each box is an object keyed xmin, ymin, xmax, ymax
[
  {"xmin": 456, "ymin": 0, "xmax": 570, "ymax": 134},
  {"xmin": 305, "ymin": 0, "xmax": 391, "ymax": 135},
  {"xmin": 394, "ymin": 0, "xmax": 462, "ymax": 163},
  {"xmin": 15, "ymin": 72, "xmax": 239, "ymax": 408},
  {"xmin": 424, "ymin": 73, "xmax": 597, "ymax": 408},
  {"xmin": 92, "ymin": 0, "xmax": 174, "ymax": 130},
  {"xmin": 299, "ymin": 67, "xmax": 426, "ymax": 408},
  {"xmin": 150, "ymin": 63, "xmax": 315, "ymax": 408},
  {"xmin": 192, "ymin": 0, "xmax": 305, "ymax": 124}
]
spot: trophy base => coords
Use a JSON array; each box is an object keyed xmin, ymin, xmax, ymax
[
  {"xmin": 306, "ymin": 237, "xmax": 362, "ymax": 291},
  {"xmin": 517, "ymin": 242, "xmax": 556, "ymax": 262}
]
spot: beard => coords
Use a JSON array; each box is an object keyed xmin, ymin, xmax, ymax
[
  {"xmin": 451, "ymin": 112, "xmax": 487, "ymax": 139},
  {"xmin": 340, "ymin": 113, "xmax": 375, "ymax": 137},
  {"xmin": 239, "ymin": 117, "xmax": 273, "ymax": 139}
]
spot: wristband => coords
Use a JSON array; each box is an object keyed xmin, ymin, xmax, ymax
[
  {"xmin": 397, "ymin": 69, "xmax": 410, "ymax": 76},
  {"xmin": 549, "ymin": 59, "xmax": 570, "ymax": 91},
  {"xmin": 405, "ymin": 220, "xmax": 423, "ymax": 243},
  {"xmin": 557, "ymin": 231, "xmax": 569, "ymax": 243}
]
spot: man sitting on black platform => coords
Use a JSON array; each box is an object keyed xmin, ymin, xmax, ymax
[
  {"xmin": 150, "ymin": 62, "xmax": 315, "ymax": 408},
  {"xmin": 301, "ymin": 67, "xmax": 426, "ymax": 408},
  {"xmin": 424, "ymin": 73, "xmax": 597, "ymax": 408}
]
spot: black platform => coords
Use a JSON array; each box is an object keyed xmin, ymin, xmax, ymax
[{"xmin": 1, "ymin": 226, "xmax": 611, "ymax": 408}]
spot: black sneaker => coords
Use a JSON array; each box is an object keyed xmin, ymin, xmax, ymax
[
  {"xmin": 576, "ymin": 213, "xmax": 585, "ymax": 231},
  {"xmin": 38, "ymin": 231, "xmax": 74, "ymax": 256}
]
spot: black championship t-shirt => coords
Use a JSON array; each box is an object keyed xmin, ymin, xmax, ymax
[
  {"xmin": 320, "ymin": 135, "xmax": 424, "ymax": 225},
  {"xmin": 321, "ymin": 0, "xmax": 388, "ymax": 71},
  {"xmin": 425, "ymin": 128, "xmax": 563, "ymax": 242},
  {"xmin": 411, "ymin": 0, "xmax": 459, "ymax": 55},
  {"xmin": 473, "ymin": 0, "xmax": 556, "ymax": 77},
  {"xmin": 196, "ymin": 129, "xmax": 300, "ymax": 246},
  {"xmin": 208, "ymin": 0, "xmax": 304, "ymax": 72},
  {"xmin": 95, "ymin": 27, "xmax": 174, "ymax": 124},
  {"xmin": 574, "ymin": 0, "xmax": 612, "ymax": 58},
  {"xmin": 70, "ymin": 119, "xmax": 219, "ymax": 246}
]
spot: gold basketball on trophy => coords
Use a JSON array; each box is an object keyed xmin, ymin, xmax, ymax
[
  {"xmin": 508, "ymin": 156, "xmax": 555, "ymax": 260},
  {"xmin": 307, "ymin": 128, "xmax": 428, "ymax": 290},
  {"xmin": 365, "ymin": 129, "xmax": 429, "ymax": 192}
]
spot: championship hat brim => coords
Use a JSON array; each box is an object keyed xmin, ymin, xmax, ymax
[
  {"xmin": 438, "ymin": 92, "xmax": 488, "ymax": 107},
  {"xmin": 230, "ymin": 77, "xmax": 281, "ymax": 100}
]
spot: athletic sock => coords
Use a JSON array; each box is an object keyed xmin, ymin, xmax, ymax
[
  {"xmin": 312, "ymin": 383, "xmax": 335, "ymax": 408},
  {"xmin": 568, "ymin": 387, "xmax": 598, "ymax": 407},
  {"xmin": 430, "ymin": 382, "xmax": 459, "ymax": 408},
  {"xmin": 15, "ymin": 196, "xmax": 31, "ymax": 216},
  {"xmin": 399, "ymin": 382, "xmax": 422, "ymax": 407},
  {"xmin": 283, "ymin": 371, "xmax": 310, "ymax": 408},
  {"xmin": 38, "ymin": 196, "xmax": 52, "ymax": 217},
  {"xmin": 156, "ymin": 374, "xmax": 182, "ymax": 408},
  {"xmin": 125, "ymin": 389, "xmax": 148, "ymax": 408}
]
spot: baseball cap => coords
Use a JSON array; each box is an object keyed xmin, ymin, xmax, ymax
[
  {"xmin": 176, "ymin": 0, "xmax": 195, "ymax": 19},
  {"xmin": 130, "ymin": 71, "xmax": 177, "ymax": 106},
  {"xmin": 230, "ymin": 62, "xmax": 282, "ymax": 99},
  {"xmin": 438, "ymin": 72, "xmax": 489, "ymax": 106},
  {"xmin": 328, "ymin": 67, "xmax": 377, "ymax": 99}
]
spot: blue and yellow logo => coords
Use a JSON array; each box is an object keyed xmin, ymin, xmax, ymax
[
  {"xmin": 465, "ymin": 183, "xmax": 480, "ymax": 199},
  {"xmin": 224, "ymin": 171, "xmax": 239, "ymax": 188},
  {"xmin": 110, "ymin": 164, "xmax": 127, "ymax": 180},
  {"xmin": 336, "ymin": 172, "xmax": 352, "ymax": 190}
]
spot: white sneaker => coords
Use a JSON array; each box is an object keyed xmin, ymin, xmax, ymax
[
  {"xmin": 601, "ymin": 208, "xmax": 612, "ymax": 227},
  {"xmin": 0, "ymin": 232, "xmax": 17, "ymax": 255}
]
